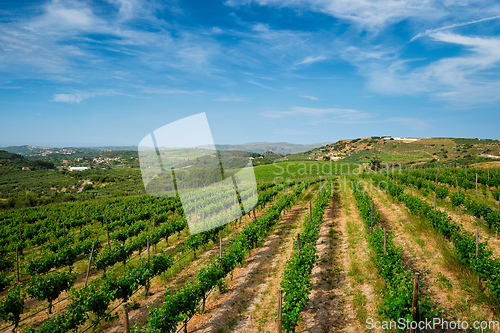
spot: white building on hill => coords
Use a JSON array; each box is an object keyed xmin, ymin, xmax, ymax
[{"xmin": 69, "ymin": 166, "xmax": 90, "ymax": 171}]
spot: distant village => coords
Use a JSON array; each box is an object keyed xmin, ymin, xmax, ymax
[{"xmin": 57, "ymin": 156, "xmax": 123, "ymax": 171}]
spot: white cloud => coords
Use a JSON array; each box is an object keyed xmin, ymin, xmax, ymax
[
  {"xmin": 52, "ymin": 90, "xmax": 122, "ymax": 103},
  {"xmin": 410, "ymin": 15, "xmax": 500, "ymax": 43},
  {"xmin": 262, "ymin": 106, "xmax": 373, "ymax": 123},
  {"xmin": 227, "ymin": 0, "xmax": 500, "ymax": 34},
  {"xmin": 248, "ymin": 79, "xmax": 280, "ymax": 91},
  {"xmin": 300, "ymin": 95, "xmax": 319, "ymax": 101},
  {"xmin": 0, "ymin": 0, "xmax": 219, "ymax": 86},
  {"xmin": 227, "ymin": 0, "xmax": 441, "ymax": 31},
  {"xmin": 294, "ymin": 55, "xmax": 327, "ymax": 67},
  {"xmin": 36, "ymin": 0, "xmax": 101, "ymax": 29},
  {"xmin": 362, "ymin": 32, "xmax": 500, "ymax": 104},
  {"xmin": 53, "ymin": 92, "xmax": 96, "ymax": 103}
]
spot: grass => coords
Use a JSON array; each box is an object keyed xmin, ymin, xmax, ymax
[
  {"xmin": 341, "ymin": 186, "xmax": 383, "ymax": 328},
  {"xmin": 252, "ymin": 161, "xmax": 357, "ymax": 182}
]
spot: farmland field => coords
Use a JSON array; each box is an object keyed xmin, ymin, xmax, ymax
[{"xmin": 1, "ymin": 160, "xmax": 500, "ymax": 333}]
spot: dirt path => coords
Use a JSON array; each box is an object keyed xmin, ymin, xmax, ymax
[
  {"xmin": 185, "ymin": 202, "xmax": 307, "ymax": 333},
  {"xmin": 335, "ymin": 184, "xmax": 383, "ymax": 332},
  {"xmin": 298, "ymin": 195, "xmax": 346, "ymax": 333},
  {"xmin": 370, "ymin": 186, "xmax": 500, "ymax": 328}
]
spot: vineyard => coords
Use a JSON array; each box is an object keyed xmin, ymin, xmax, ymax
[{"xmin": 1, "ymin": 165, "xmax": 500, "ymax": 332}]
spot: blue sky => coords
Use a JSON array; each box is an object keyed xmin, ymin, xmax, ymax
[{"xmin": 1, "ymin": 0, "xmax": 499, "ymax": 147}]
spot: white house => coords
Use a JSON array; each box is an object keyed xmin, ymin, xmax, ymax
[{"xmin": 69, "ymin": 166, "xmax": 90, "ymax": 171}]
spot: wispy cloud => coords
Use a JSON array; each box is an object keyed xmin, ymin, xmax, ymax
[
  {"xmin": 331, "ymin": 28, "xmax": 500, "ymax": 106},
  {"xmin": 410, "ymin": 15, "xmax": 500, "ymax": 43},
  {"xmin": 294, "ymin": 55, "xmax": 327, "ymax": 67},
  {"xmin": 226, "ymin": 0, "xmax": 447, "ymax": 32},
  {"xmin": 227, "ymin": 0, "xmax": 500, "ymax": 44},
  {"xmin": 0, "ymin": 0, "xmax": 220, "ymax": 91},
  {"xmin": 262, "ymin": 106, "xmax": 373, "ymax": 123},
  {"xmin": 52, "ymin": 90, "xmax": 123, "ymax": 103},
  {"xmin": 247, "ymin": 79, "xmax": 280, "ymax": 91},
  {"xmin": 300, "ymin": 95, "xmax": 319, "ymax": 101}
]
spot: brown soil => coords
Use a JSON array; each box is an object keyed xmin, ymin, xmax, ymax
[
  {"xmin": 371, "ymin": 186, "xmax": 500, "ymax": 328},
  {"xmin": 184, "ymin": 202, "xmax": 306, "ymax": 333}
]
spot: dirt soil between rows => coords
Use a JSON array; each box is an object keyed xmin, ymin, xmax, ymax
[{"xmin": 185, "ymin": 202, "xmax": 306, "ymax": 333}]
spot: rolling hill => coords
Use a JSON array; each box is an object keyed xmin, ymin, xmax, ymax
[{"xmin": 284, "ymin": 137, "xmax": 500, "ymax": 165}]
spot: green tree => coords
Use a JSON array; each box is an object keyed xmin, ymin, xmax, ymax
[{"xmin": 369, "ymin": 155, "xmax": 383, "ymax": 171}]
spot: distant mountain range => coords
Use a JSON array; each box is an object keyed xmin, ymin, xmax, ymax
[
  {"xmin": 2, "ymin": 142, "xmax": 330, "ymax": 156},
  {"xmin": 3, "ymin": 138, "xmax": 500, "ymax": 166},
  {"xmin": 214, "ymin": 142, "xmax": 331, "ymax": 155}
]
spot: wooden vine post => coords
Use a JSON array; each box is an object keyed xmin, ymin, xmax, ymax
[
  {"xmin": 384, "ymin": 229, "xmax": 387, "ymax": 254},
  {"xmin": 309, "ymin": 200, "xmax": 312, "ymax": 223},
  {"xmin": 153, "ymin": 216, "xmax": 156, "ymax": 252},
  {"xmin": 16, "ymin": 246, "xmax": 19, "ymax": 284},
  {"xmin": 219, "ymin": 235, "xmax": 222, "ymax": 258},
  {"xmin": 277, "ymin": 289, "xmax": 283, "ymax": 333},
  {"xmin": 476, "ymin": 227, "xmax": 481, "ymax": 286},
  {"xmin": 297, "ymin": 233, "xmax": 301, "ymax": 256},
  {"xmin": 202, "ymin": 210, "xmax": 205, "ymax": 231},
  {"xmin": 146, "ymin": 236, "xmax": 150, "ymax": 297},
  {"xmin": 122, "ymin": 302, "xmax": 130, "ymax": 333},
  {"xmin": 410, "ymin": 274, "xmax": 419, "ymax": 333},
  {"xmin": 105, "ymin": 219, "xmax": 110, "ymax": 248},
  {"xmin": 476, "ymin": 173, "xmax": 478, "ymax": 196},
  {"xmin": 84, "ymin": 243, "xmax": 95, "ymax": 289},
  {"xmin": 476, "ymin": 227, "xmax": 479, "ymax": 257},
  {"xmin": 371, "ymin": 199, "xmax": 374, "ymax": 233},
  {"xmin": 488, "ymin": 168, "xmax": 490, "ymax": 191},
  {"xmin": 434, "ymin": 194, "xmax": 437, "ymax": 212},
  {"xmin": 20, "ymin": 211, "xmax": 23, "ymax": 243}
]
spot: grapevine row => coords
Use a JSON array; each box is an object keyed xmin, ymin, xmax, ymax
[
  {"xmin": 280, "ymin": 179, "xmax": 331, "ymax": 332},
  {"xmin": 371, "ymin": 174, "xmax": 500, "ymax": 303}
]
